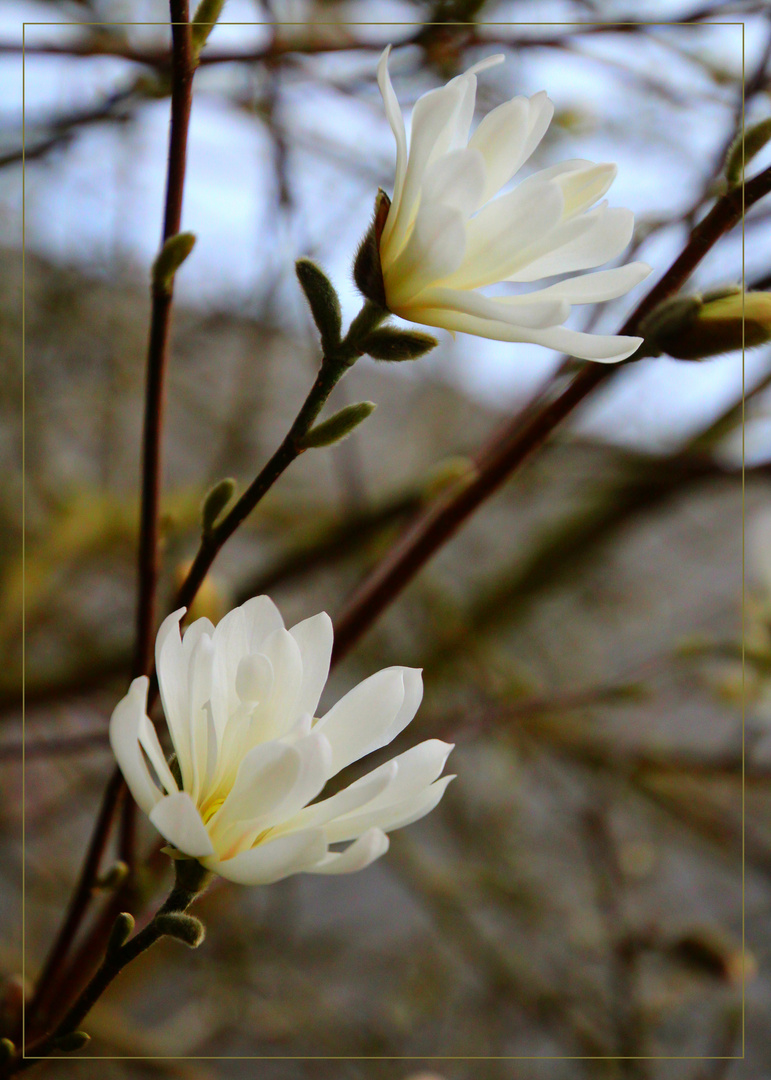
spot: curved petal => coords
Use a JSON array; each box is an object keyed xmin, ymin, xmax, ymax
[
  {"xmin": 377, "ymin": 45, "xmax": 408, "ymax": 228},
  {"xmin": 149, "ymin": 792, "xmax": 214, "ymax": 858},
  {"xmin": 508, "ymin": 204, "xmax": 635, "ymax": 282},
  {"xmin": 137, "ymin": 713, "xmax": 177, "ymax": 798},
  {"xmin": 468, "ymin": 95, "xmax": 531, "ymax": 202},
  {"xmin": 289, "ymin": 611, "xmax": 333, "ymax": 719},
  {"xmin": 109, "ymin": 676, "xmax": 164, "ymax": 816},
  {"xmin": 524, "ymin": 262, "xmax": 651, "ymax": 304},
  {"xmin": 310, "ymin": 828, "xmax": 390, "ymax": 875},
  {"xmin": 206, "ymin": 828, "xmax": 328, "ymax": 885},
  {"xmin": 345, "ymin": 739, "xmax": 454, "ymax": 818},
  {"xmin": 370, "ymin": 666, "xmax": 424, "ymax": 752},
  {"xmin": 325, "ymin": 775, "xmax": 455, "ymax": 843},
  {"xmin": 155, "ymin": 608, "xmax": 193, "ymax": 788},
  {"xmin": 253, "ymin": 627, "xmax": 304, "ymax": 741},
  {"xmin": 414, "ymin": 285, "xmax": 569, "ymax": 329},
  {"xmin": 314, "ymin": 667, "xmax": 406, "ymax": 774},
  {"xmin": 210, "ymin": 740, "xmax": 303, "ymax": 839},
  {"xmin": 420, "ymin": 147, "xmax": 486, "ymax": 218},
  {"xmin": 283, "ymin": 760, "xmax": 399, "ymax": 832},
  {"xmin": 386, "ymin": 202, "xmax": 467, "ymax": 308},
  {"xmin": 525, "ymin": 325, "xmax": 644, "ymax": 362}
]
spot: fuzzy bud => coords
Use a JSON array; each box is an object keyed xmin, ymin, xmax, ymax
[
  {"xmin": 298, "ymin": 402, "xmax": 376, "ymax": 449},
  {"xmin": 0, "ymin": 1039, "xmax": 14, "ymax": 1063},
  {"xmin": 361, "ymin": 327, "xmax": 439, "ymax": 362},
  {"xmin": 152, "ymin": 232, "xmax": 196, "ymax": 294},
  {"xmin": 53, "ymin": 1031, "xmax": 91, "ymax": 1052},
  {"xmin": 106, "ymin": 912, "xmax": 135, "ymax": 956},
  {"xmin": 725, "ymin": 116, "xmax": 771, "ymax": 188},
  {"xmin": 643, "ymin": 291, "xmax": 771, "ymax": 360},
  {"xmin": 201, "ymin": 477, "xmax": 237, "ymax": 535},
  {"xmin": 295, "ymin": 258, "xmax": 342, "ymax": 355},
  {"xmin": 353, "ymin": 190, "xmax": 390, "ymax": 310},
  {"xmin": 96, "ymin": 860, "xmax": 129, "ymax": 891},
  {"xmin": 155, "ymin": 912, "xmax": 206, "ymax": 948}
]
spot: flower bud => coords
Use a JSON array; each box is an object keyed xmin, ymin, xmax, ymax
[
  {"xmin": 298, "ymin": 401, "xmax": 376, "ymax": 449},
  {"xmin": 96, "ymin": 860, "xmax": 129, "ymax": 891},
  {"xmin": 725, "ymin": 116, "xmax": 771, "ymax": 188},
  {"xmin": 201, "ymin": 477, "xmax": 237, "ymax": 535},
  {"xmin": 295, "ymin": 258, "xmax": 342, "ymax": 355},
  {"xmin": 53, "ymin": 1030, "xmax": 91, "ymax": 1052},
  {"xmin": 361, "ymin": 327, "xmax": 439, "ymax": 362},
  {"xmin": 353, "ymin": 190, "xmax": 390, "ymax": 310},
  {"xmin": 641, "ymin": 291, "xmax": 771, "ymax": 360},
  {"xmin": 155, "ymin": 912, "xmax": 206, "ymax": 948},
  {"xmin": 191, "ymin": 0, "xmax": 227, "ymax": 57},
  {"xmin": 106, "ymin": 912, "xmax": 135, "ymax": 956},
  {"xmin": 152, "ymin": 232, "xmax": 196, "ymax": 294},
  {"xmin": 0, "ymin": 1039, "xmax": 15, "ymax": 1063}
]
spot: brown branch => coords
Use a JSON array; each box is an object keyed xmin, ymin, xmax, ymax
[
  {"xmin": 330, "ymin": 165, "xmax": 771, "ymax": 665},
  {"xmin": 21, "ymin": 1, "xmax": 197, "ymax": 1046}
]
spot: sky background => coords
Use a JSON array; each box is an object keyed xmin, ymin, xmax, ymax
[{"xmin": 2, "ymin": 0, "xmax": 770, "ymax": 453}]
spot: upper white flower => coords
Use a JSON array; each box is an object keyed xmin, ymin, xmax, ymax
[
  {"xmin": 375, "ymin": 46, "xmax": 651, "ymax": 363},
  {"xmin": 110, "ymin": 597, "xmax": 453, "ymax": 885}
]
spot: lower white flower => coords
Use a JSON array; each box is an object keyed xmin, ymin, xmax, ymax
[{"xmin": 110, "ymin": 596, "xmax": 453, "ymax": 885}]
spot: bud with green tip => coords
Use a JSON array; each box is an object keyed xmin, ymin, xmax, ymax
[
  {"xmin": 298, "ymin": 402, "xmax": 376, "ymax": 449},
  {"xmin": 642, "ymin": 290, "xmax": 771, "ymax": 360},
  {"xmin": 106, "ymin": 912, "xmax": 135, "ymax": 956},
  {"xmin": 0, "ymin": 1038, "xmax": 15, "ymax": 1062},
  {"xmin": 152, "ymin": 232, "xmax": 196, "ymax": 294},
  {"xmin": 96, "ymin": 860, "xmax": 129, "ymax": 891},
  {"xmin": 353, "ymin": 190, "xmax": 390, "ymax": 310},
  {"xmin": 155, "ymin": 912, "xmax": 206, "ymax": 948},
  {"xmin": 201, "ymin": 477, "xmax": 237, "ymax": 535},
  {"xmin": 295, "ymin": 258, "xmax": 342, "ymax": 355},
  {"xmin": 361, "ymin": 327, "xmax": 438, "ymax": 362},
  {"xmin": 725, "ymin": 117, "xmax": 771, "ymax": 188},
  {"xmin": 53, "ymin": 1031, "xmax": 91, "ymax": 1052},
  {"xmin": 191, "ymin": 0, "xmax": 227, "ymax": 57}
]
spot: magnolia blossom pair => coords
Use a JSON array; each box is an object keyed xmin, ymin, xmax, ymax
[
  {"xmin": 110, "ymin": 597, "xmax": 453, "ymax": 885},
  {"xmin": 371, "ymin": 46, "xmax": 651, "ymax": 363}
]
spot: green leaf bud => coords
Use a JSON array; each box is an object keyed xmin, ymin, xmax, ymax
[
  {"xmin": 642, "ymin": 291, "xmax": 771, "ymax": 360},
  {"xmin": 152, "ymin": 232, "xmax": 197, "ymax": 294},
  {"xmin": 201, "ymin": 477, "xmax": 237, "ymax": 535},
  {"xmin": 725, "ymin": 116, "xmax": 771, "ymax": 188},
  {"xmin": 53, "ymin": 1031, "xmax": 91, "ymax": 1052},
  {"xmin": 295, "ymin": 258, "xmax": 342, "ymax": 354},
  {"xmin": 361, "ymin": 327, "xmax": 439, "ymax": 362},
  {"xmin": 191, "ymin": 0, "xmax": 227, "ymax": 57},
  {"xmin": 106, "ymin": 912, "xmax": 135, "ymax": 956},
  {"xmin": 353, "ymin": 190, "xmax": 390, "ymax": 310},
  {"xmin": 298, "ymin": 402, "xmax": 376, "ymax": 449},
  {"xmin": 155, "ymin": 912, "xmax": 206, "ymax": 948}
]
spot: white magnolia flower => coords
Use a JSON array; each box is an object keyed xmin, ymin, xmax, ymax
[
  {"xmin": 373, "ymin": 46, "xmax": 651, "ymax": 363},
  {"xmin": 110, "ymin": 597, "xmax": 453, "ymax": 885}
]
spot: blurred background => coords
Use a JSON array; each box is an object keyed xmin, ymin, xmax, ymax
[{"xmin": 2, "ymin": 0, "xmax": 771, "ymax": 1075}]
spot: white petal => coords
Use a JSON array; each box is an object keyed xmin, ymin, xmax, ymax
[
  {"xmin": 528, "ymin": 262, "xmax": 652, "ymax": 304},
  {"xmin": 137, "ymin": 713, "xmax": 177, "ymax": 797},
  {"xmin": 149, "ymin": 792, "xmax": 214, "ymax": 858},
  {"xmin": 415, "ymin": 285, "xmax": 569, "ymax": 330},
  {"xmin": 555, "ymin": 161, "xmax": 617, "ymax": 218},
  {"xmin": 254, "ymin": 627, "xmax": 304, "ymax": 740},
  {"xmin": 155, "ymin": 609, "xmax": 193, "ymax": 789},
  {"xmin": 469, "ymin": 95, "xmax": 531, "ymax": 201},
  {"xmin": 525, "ymin": 325, "xmax": 644, "ymax": 362},
  {"xmin": 211, "ymin": 740, "xmax": 302, "ymax": 836},
  {"xmin": 381, "ymin": 76, "xmax": 470, "ymax": 262},
  {"xmin": 289, "ymin": 611, "xmax": 333, "ymax": 718},
  {"xmin": 235, "ymin": 652, "xmax": 274, "ymax": 704},
  {"xmin": 284, "ymin": 759, "xmax": 399, "ymax": 832},
  {"xmin": 444, "ymin": 176, "xmax": 565, "ymax": 290},
  {"xmin": 206, "ymin": 828, "xmax": 328, "ymax": 885},
  {"xmin": 180, "ymin": 615, "xmax": 215, "ymax": 662},
  {"xmin": 109, "ymin": 676, "xmax": 164, "ymax": 816},
  {"xmin": 508, "ymin": 204, "xmax": 635, "ymax": 281},
  {"xmin": 210, "ymin": 597, "xmax": 284, "ymax": 734},
  {"xmin": 386, "ymin": 203, "xmax": 467, "ymax": 309},
  {"xmin": 372, "ymin": 667, "xmax": 424, "ymax": 751},
  {"xmin": 377, "ymin": 45, "xmax": 408, "ymax": 229},
  {"xmin": 310, "ymin": 828, "xmax": 390, "ymax": 875},
  {"xmin": 348, "ymin": 739, "xmax": 453, "ymax": 816},
  {"xmin": 325, "ymin": 775, "xmax": 455, "ymax": 843},
  {"xmin": 421, "ymin": 147, "xmax": 486, "ymax": 218},
  {"xmin": 187, "ymin": 631, "xmax": 214, "ymax": 803},
  {"xmin": 314, "ymin": 668, "xmax": 406, "ymax": 774}
]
